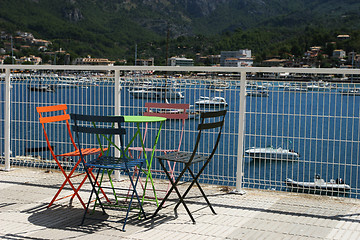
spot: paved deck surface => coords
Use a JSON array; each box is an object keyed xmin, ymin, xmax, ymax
[{"xmin": 1, "ymin": 167, "xmax": 360, "ymax": 239}]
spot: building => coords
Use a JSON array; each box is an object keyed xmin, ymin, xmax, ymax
[
  {"xmin": 337, "ymin": 34, "xmax": 350, "ymax": 40},
  {"xmin": 168, "ymin": 57, "xmax": 194, "ymax": 66},
  {"xmin": 73, "ymin": 56, "xmax": 115, "ymax": 66},
  {"xmin": 135, "ymin": 58, "xmax": 154, "ymax": 66},
  {"xmin": 17, "ymin": 55, "xmax": 42, "ymax": 65},
  {"xmin": 220, "ymin": 49, "xmax": 253, "ymax": 67},
  {"xmin": 261, "ymin": 58, "xmax": 288, "ymax": 67}
]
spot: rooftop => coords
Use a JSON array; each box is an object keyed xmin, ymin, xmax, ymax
[{"xmin": 1, "ymin": 167, "xmax": 360, "ymax": 239}]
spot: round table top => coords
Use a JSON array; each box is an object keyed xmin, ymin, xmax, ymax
[{"xmin": 123, "ymin": 115, "xmax": 167, "ymax": 123}]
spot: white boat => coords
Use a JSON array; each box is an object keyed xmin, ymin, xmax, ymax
[
  {"xmin": 339, "ymin": 88, "xmax": 360, "ymax": 96},
  {"xmin": 129, "ymin": 86, "xmax": 184, "ymax": 99},
  {"xmin": 284, "ymin": 85, "xmax": 307, "ymax": 92},
  {"xmin": 306, "ymin": 81, "xmax": 330, "ymax": 91},
  {"xmin": 195, "ymin": 96, "xmax": 228, "ymax": 108},
  {"xmin": 129, "ymin": 88, "xmax": 154, "ymax": 98},
  {"xmin": 207, "ymin": 81, "xmax": 230, "ymax": 90},
  {"xmin": 28, "ymin": 85, "xmax": 55, "ymax": 92},
  {"xmin": 246, "ymin": 90, "xmax": 269, "ymax": 97},
  {"xmin": 153, "ymin": 87, "xmax": 184, "ymax": 99},
  {"xmin": 245, "ymin": 146, "xmax": 299, "ymax": 160},
  {"xmin": 285, "ymin": 175, "xmax": 351, "ymax": 192}
]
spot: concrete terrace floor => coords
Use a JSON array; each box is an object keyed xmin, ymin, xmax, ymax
[{"xmin": 1, "ymin": 167, "xmax": 360, "ymax": 240}]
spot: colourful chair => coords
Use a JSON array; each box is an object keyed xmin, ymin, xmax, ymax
[
  {"xmin": 128, "ymin": 102, "xmax": 189, "ymax": 203},
  {"xmin": 71, "ymin": 114, "xmax": 147, "ymax": 231},
  {"xmin": 36, "ymin": 104, "xmax": 109, "ymax": 209},
  {"xmin": 152, "ymin": 110, "xmax": 227, "ymax": 223}
]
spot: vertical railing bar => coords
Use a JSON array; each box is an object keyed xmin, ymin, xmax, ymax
[
  {"xmin": 114, "ymin": 69, "xmax": 121, "ymax": 180},
  {"xmin": 3, "ymin": 68, "xmax": 11, "ymax": 171},
  {"xmin": 234, "ymin": 71, "xmax": 246, "ymax": 194}
]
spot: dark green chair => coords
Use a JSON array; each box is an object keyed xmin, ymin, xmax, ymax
[{"xmin": 71, "ymin": 114, "xmax": 146, "ymax": 231}]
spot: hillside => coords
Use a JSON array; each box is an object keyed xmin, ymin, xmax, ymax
[{"xmin": 1, "ymin": 0, "xmax": 360, "ymax": 63}]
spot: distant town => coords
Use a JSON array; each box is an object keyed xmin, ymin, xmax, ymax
[{"xmin": 1, "ymin": 31, "xmax": 358, "ymax": 68}]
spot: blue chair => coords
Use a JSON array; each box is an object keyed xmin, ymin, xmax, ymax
[{"xmin": 70, "ymin": 114, "xmax": 146, "ymax": 231}]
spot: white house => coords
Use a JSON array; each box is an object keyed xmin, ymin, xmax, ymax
[
  {"xmin": 220, "ymin": 49, "xmax": 253, "ymax": 67},
  {"xmin": 168, "ymin": 57, "xmax": 194, "ymax": 66}
]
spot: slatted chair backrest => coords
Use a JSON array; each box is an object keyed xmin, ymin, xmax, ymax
[
  {"xmin": 36, "ymin": 104, "xmax": 77, "ymax": 160},
  {"xmin": 190, "ymin": 110, "xmax": 227, "ymax": 163},
  {"xmin": 70, "ymin": 114, "xmax": 127, "ymax": 160},
  {"xmin": 143, "ymin": 102, "xmax": 189, "ymax": 151}
]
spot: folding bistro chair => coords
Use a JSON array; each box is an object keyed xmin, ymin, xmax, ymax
[
  {"xmin": 36, "ymin": 104, "xmax": 109, "ymax": 209},
  {"xmin": 70, "ymin": 114, "xmax": 146, "ymax": 231},
  {"xmin": 152, "ymin": 110, "xmax": 227, "ymax": 223},
  {"xmin": 128, "ymin": 102, "xmax": 189, "ymax": 201}
]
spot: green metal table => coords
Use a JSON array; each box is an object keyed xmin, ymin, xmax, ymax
[{"xmin": 124, "ymin": 115, "xmax": 167, "ymax": 205}]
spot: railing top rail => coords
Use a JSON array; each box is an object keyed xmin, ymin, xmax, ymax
[{"xmin": 2, "ymin": 64, "xmax": 360, "ymax": 75}]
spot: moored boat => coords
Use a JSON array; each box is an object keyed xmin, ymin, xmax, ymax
[
  {"xmin": 129, "ymin": 86, "xmax": 184, "ymax": 99},
  {"xmin": 195, "ymin": 96, "xmax": 228, "ymax": 108},
  {"xmin": 339, "ymin": 88, "xmax": 360, "ymax": 96},
  {"xmin": 285, "ymin": 174, "xmax": 351, "ymax": 192},
  {"xmin": 245, "ymin": 146, "xmax": 299, "ymax": 160},
  {"xmin": 246, "ymin": 90, "xmax": 269, "ymax": 97},
  {"xmin": 28, "ymin": 85, "xmax": 55, "ymax": 92}
]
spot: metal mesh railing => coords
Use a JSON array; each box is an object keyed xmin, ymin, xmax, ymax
[{"xmin": 1, "ymin": 66, "xmax": 360, "ymax": 199}]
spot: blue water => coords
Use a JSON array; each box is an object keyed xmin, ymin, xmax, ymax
[{"xmin": 1, "ymin": 79, "xmax": 360, "ymax": 198}]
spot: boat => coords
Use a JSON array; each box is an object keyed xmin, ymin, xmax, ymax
[
  {"xmin": 285, "ymin": 174, "xmax": 351, "ymax": 192},
  {"xmin": 207, "ymin": 81, "xmax": 230, "ymax": 90},
  {"xmin": 129, "ymin": 86, "xmax": 184, "ymax": 99},
  {"xmin": 28, "ymin": 85, "xmax": 55, "ymax": 92},
  {"xmin": 145, "ymin": 107, "xmax": 202, "ymax": 120},
  {"xmin": 284, "ymin": 85, "xmax": 307, "ymax": 92},
  {"xmin": 245, "ymin": 82, "xmax": 267, "ymax": 90},
  {"xmin": 195, "ymin": 96, "xmax": 228, "ymax": 108},
  {"xmin": 306, "ymin": 81, "xmax": 331, "ymax": 91},
  {"xmin": 339, "ymin": 88, "xmax": 360, "ymax": 96},
  {"xmin": 129, "ymin": 88, "xmax": 154, "ymax": 98},
  {"xmin": 245, "ymin": 146, "xmax": 299, "ymax": 160},
  {"xmin": 246, "ymin": 90, "xmax": 269, "ymax": 97}
]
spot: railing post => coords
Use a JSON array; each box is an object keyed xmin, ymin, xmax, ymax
[
  {"xmin": 4, "ymin": 68, "xmax": 11, "ymax": 171},
  {"xmin": 233, "ymin": 71, "xmax": 246, "ymax": 194},
  {"xmin": 113, "ymin": 69, "xmax": 121, "ymax": 180}
]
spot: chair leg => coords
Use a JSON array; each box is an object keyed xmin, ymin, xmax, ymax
[
  {"xmin": 174, "ymin": 167, "xmax": 216, "ymax": 214},
  {"xmin": 122, "ymin": 163, "xmax": 146, "ymax": 231},
  {"xmin": 81, "ymin": 168, "xmax": 106, "ymax": 225},
  {"xmin": 152, "ymin": 160, "xmax": 196, "ymax": 223},
  {"xmin": 166, "ymin": 160, "xmax": 176, "ymax": 193},
  {"xmin": 48, "ymin": 173, "xmax": 87, "ymax": 210}
]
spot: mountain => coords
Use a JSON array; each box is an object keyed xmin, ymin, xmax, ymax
[{"xmin": 1, "ymin": 0, "xmax": 360, "ymax": 63}]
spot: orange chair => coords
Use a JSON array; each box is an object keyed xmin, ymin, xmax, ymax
[
  {"xmin": 36, "ymin": 104, "xmax": 109, "ymax": 209},
  {"xmin": 128, "ymin": 102, "xmax": 189, "ymax": 202}
]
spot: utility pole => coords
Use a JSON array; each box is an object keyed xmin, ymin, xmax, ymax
[
  {"xmin": 11, "ymin": 36, "xmax": 14, "ymax": 64},
  {"xmin": 166, "ymin": 24, "xmax": 169, "ymax": 66},
  {"xmin": 135, "ymin": 43, "xmax": 137, "ymax": 66}
]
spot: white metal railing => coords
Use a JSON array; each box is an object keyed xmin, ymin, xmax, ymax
[{"xmin": 1, "ymin": 65, "xmax": 360, "ymax": 199}]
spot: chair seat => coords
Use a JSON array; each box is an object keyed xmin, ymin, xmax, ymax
[
  {"xmin": 56, "ymin": 148, "xmax": 108, "ymax": 157},
  {"xmin": 87, "ymin": 156, "xmax": 146, "ymax": 170},
  {"xmin": 157, "ymin": 151, "xmax": 209, "ymax": 164}
]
